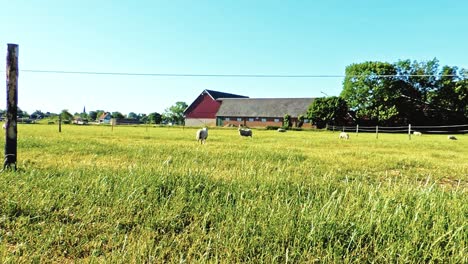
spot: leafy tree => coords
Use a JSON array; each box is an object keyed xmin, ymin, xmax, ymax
[
  {"xmin": 148, "ymin": 112, "xmax": 162, "ymax": 124},
  {"xmin": 30, "ymin": 110, "xmax": 45, "ymax": 119},
  {"xmin": 454, "ymin": 69, "xmax": 468, "ymax": 120},
  {"xmin": 307, "ymin": 96, "xmax": 348, "ymax": 128},
  {"xmin": 163, "ymin": 102, "xmax": 188, "ymax": 125},
  {"xmin": 139, "ymin": 113, "xmax": 148, "ymax": 123},
  {"xmin": 17, "ymin": 108, "xmax": 29, "ymax": 118},
  {"xmin": 283, "ymin": 114, "xmax": 291, "ymax": 128},
  {"xmin": 394, "ymin": 59, "xmax": 467, "ymax": 124},
  {"xmin": 111, "ymin": 112, "xmax": 124, "ymax": 119},
  {"xmin": 127, "ymin": 112, "xmax": 138, "ymax": 120},
  {"xmin": 297, "ymin": 115, "xmax": 305, "ymax": 128},
  {"xmin": 396, "ymin": 58, "xmax": 439, "ymax": 104},
  {"xmin": 60, "ymin": 109, "xmax": 73, "ymax": 121},
  {"xmin": 88, "ymin": 111, "xmax": 98, "ymax": 121},
  {"xmin": 95, "ymin": 110, "xmax": 105, "ymax": 120},
  {"xmin": 341, "ymin": 61, "xmax": 400, "ymax": 125}
]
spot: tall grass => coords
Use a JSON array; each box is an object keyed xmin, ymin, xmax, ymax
[{"xmin": 0, "ymin": 125, "xmax": 466, "ymax": 262}]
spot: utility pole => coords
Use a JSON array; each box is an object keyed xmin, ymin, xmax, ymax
[{"xmin": 4, "ymin": 44, "xmax": 19, "ymax": 170}]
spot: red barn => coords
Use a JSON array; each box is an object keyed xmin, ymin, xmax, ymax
[{"xmin": 184, "ymin": 89, "xmax": 248, "ymax": 126}]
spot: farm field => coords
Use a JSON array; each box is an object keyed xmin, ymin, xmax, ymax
[{"xmin": 0, "ymin": 125, "xmax": 467, "ymax": 262}]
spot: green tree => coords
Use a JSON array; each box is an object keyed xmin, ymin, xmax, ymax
[
  {"xmin": 17, "ymin": 108, "xmax": 29, "ymax": 118},
  {"xmin": 283, "ymin": 114, "xmax": 291, "ymax": 128},
  {"xmin": 394, "ymin": 59, "xmax": 467, "ymax": 124},
  {"xmin": 307, "ymin": 96, "xmax": 349, "ymax": 128},
  {"xmin": 163, "ymin": 102, "xmax": 188, "ymax": 125},
  {"xmin": 96, "ymin": 110, "xmax": 106, "ymax": 122},
  {"xmin": 148, "ymin": 112, "xmax": 162, "ymax": 124},
  {"xmin": 455, "ymin": 78, "xmax": 468, "ymax": 119},
  {"xmin": 127, "ymin": 112, "xmax": 138, "ymax": 120},
  {"xmin": 297, "ymin": 115, "xmax": 305, "ymax": 128},
  {"xmin": 395, "ymin": 58, "xmax": 439, "ymax": 104},
  {"xmin": 60, "ymin": 109, "xmax": 73, "ymax": 121},
  {"xmin": 138, "ymin": 113, "xmax": 148, "ymax": 123},
  {"xmin": 111, "ymin": 112, "xmax": 124, "ymax": 119},
  {"xmin": 341, "ymin": 61, "xmax": 400, "ymax": 125},
  {"xmin": 88, "ymin": 111, "xmax": 98, "ymax": 121},
  {"xmin": 30, "ymin": 110, "xmax": 45, "ymax": 119}
]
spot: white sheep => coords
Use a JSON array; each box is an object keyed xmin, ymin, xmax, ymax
[
  {"xmin": 277, "ymin": 128, "xmax": 286, "ymax": 133},
  {"xmin": 238, "ymin": 125, "xmax": 253, "ymax": 137},
  {"xmin": 196, "ymin": 127, "xmax": 208, "ymax": 144},
  {"xmin": 339, "ymin": 132, "xmax": 349, "ymax": 140},
  {"xmin": 413, "ymin": 131, "xmax": 422, "ymax": 136},
  {"xmin": 447, "ymin": 135, "xmax": 457, "ymax": 140}
]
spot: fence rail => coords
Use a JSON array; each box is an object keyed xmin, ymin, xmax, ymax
[{"xmin": 326, "ymin": 123, "xmax": 468, "ymax": 139}]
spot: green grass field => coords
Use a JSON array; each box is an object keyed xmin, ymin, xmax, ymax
[{"xmin": 0, "ymin": 125, "xmax": 467, "ymax": 263}]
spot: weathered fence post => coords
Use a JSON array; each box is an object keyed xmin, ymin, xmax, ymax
[
  {"xmin": 356, "ymin": 124, "xmax": 359, "ymax": 136},
  {"xmin": 59, "ymin": 115, "xmax": 62, "ymax": 132},
  {"xmin": 4, "ymin": 44, "xmax": 19, "ymax": 170},
  {"xmin": 408, "ymin": 124, "xmax": 411, "ymax": 140},
  {"xmin": 376, "ymin": 125, "xmax": 379, "ymax": 139}
]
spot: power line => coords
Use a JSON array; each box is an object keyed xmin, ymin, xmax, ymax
[{"xmin": 17, "ymin": 69, "xmax": 464, "ymax": 78}]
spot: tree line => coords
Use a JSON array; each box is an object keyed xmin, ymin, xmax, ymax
[
  {"xmin": 308, "ymin": 58, "xmax": 468, "ymax": 127},
  {"xmin": 2, "ymin": 102, "xmax": 189, "ymax": 125}
]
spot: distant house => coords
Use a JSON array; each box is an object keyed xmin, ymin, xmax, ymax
[
  {"xmin": 99, "ymin": 112, "xmax": 112, "ymax": 124},
  {"xmin": 216, "ymin": 98, "xmax": 315, "ymax": 127},
  {"xmin": 73, "ymin": 117, "xmax": 88, "ymax": 125},
  {"xmin": 184, "ymin": 89, "xmax": 248, "ymax": 127}
]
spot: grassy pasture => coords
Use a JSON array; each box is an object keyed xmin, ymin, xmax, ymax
[{"xmin": 0, "ymin": 125, "xmax": 467, "ymax": 263}]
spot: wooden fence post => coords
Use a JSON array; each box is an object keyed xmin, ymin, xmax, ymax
[
  {"xmin": 4, "ymin": 44, "xmax": 19, "ymax": 170},
  {"xmin": 356, "ymin": 124, "xmax": 359, "ymax": 136},
  {"xmin": 408, "ymin": 124, "xmax": 411, "ymax": 140},
  {"xmin": 376, "ymin": 125, "xmax": 379, "ymax": 139},
  {"xmin": 59, "ymin": 115, "xmax": 62, "ymax": 132}
]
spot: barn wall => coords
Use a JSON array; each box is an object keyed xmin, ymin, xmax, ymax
[
  {"xmin": 185, "ymin": 94, "xmax": 221, "ymax": 119},
  {"xmin": 185, "ymin": 118, "xmax": 217, "ymax": 127},
  {"xmin": 219, "ymin": 117, "xmax": 313, "ymax": 128}
]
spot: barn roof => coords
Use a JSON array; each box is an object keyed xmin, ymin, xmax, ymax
[
  {"xmin": 216, "ymin": 98, "xmax": 315, "ymax": 118},
  {"xmin": 184, "ymin": 89, "xmax": 248, "ymax": 115},
  {"xmin": 204, "ymin": 89, "xmax": 248, "ymax": 100}
]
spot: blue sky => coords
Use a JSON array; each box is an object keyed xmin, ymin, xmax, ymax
[{"xmin": 1, "ymin": 0, "xmax": 467, "ymax": 115}]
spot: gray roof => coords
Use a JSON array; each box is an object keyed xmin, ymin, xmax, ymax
[{"xmin": 216, "ymin": 98, "xmax": 315, "ymax": 118}]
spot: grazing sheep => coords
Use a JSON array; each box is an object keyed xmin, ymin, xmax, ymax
[
  {"xmin": 238, "ymin": 125, "xmax": 253, "ymax": 137},
  {"xmin": 413, "ymin": 131, "xmax": 422, "ymax": 136},
  {"xmin": 277, "ymin": 128, "xmax": 286, "ymax": 133},
  {"xmin": 196, "ymin": 127, "xmax": 208, "ymax": 144},
  {"xmin": 339, "ymin": 132, "xmax": 349, "ymax": 140},
  {"xmin": 447, "ymin": 135, "xmax": 457, "ymax": 140}
]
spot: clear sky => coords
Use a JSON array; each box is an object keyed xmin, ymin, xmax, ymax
[{"xmin": 1, "ymin": 0, "xmax": 467, "ymax": 115}]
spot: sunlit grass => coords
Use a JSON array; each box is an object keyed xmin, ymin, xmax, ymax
[{"xmin": 0, "ymin": 124, "xmax": 466, "ymax": 262}]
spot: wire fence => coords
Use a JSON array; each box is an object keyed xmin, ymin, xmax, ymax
[{"xmin": 326, "ymin": 123, "xmax": 468, "ymax": 137}]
